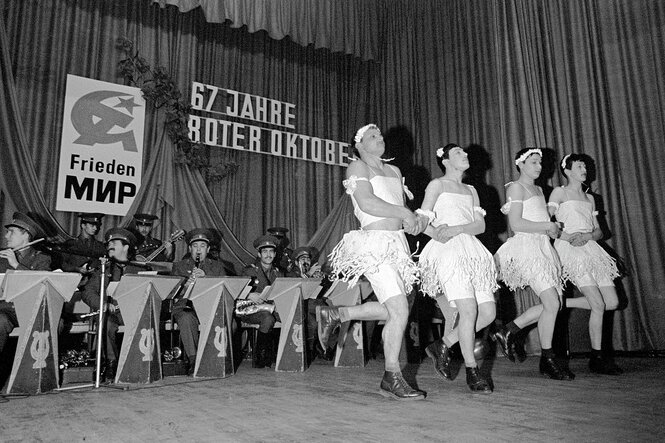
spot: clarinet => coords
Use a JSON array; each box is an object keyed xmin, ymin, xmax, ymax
[{"xmin": 178, "ymin": 253, "xmax": 201, "ymax": 301}]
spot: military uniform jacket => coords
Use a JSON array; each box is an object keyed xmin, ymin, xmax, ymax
[
  {"xmin": 81, "ymin": 261, "xmax": 143, "ymax": 311},
  {"xmin": 242, "ymin": 263, "xmax": 283, "ymax": 293},
  {"xmin": 171, "ymin": 257, "xmax": 226, "ymax": 278},
  {"xmin": 0, "ymin": 247, "xmax": 51, "ymax": 273},
  {"xmin": 0, "ymin": 247, "xmax": 51, "ymax": 312},
  {"xmin": 61, "ymin": 235, "xmax": 106, "ymax": 272}
]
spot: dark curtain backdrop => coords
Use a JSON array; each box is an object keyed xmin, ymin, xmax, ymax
[{"xmin": 1, "ymin": 0, "xmax": 664, "ymax": 350}]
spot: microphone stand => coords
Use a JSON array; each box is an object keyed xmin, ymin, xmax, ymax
[
  {"xmin": 56, "ymin": 256, "xmax": 127, "ymax": 392},
  {"xmin": 94, "ymin": 257, "xmax": 107, "ymax": 388}
]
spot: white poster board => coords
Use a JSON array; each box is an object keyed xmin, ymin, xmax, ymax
[{"xmin": 56, "ymin": 74, "xmax": 145, "ymax": 216}]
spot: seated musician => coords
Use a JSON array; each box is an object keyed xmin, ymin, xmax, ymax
[
  {"xmin": 286, "ymin": 246, "xmax": 331, "ymax": 361},
  {"xmin": 134, "ymin": 213, "xmax": 174, "ymax": 262},
  {"xmin": 82, "ymin": 228, "xmax": 143, "ymax": 380},
  {"xmin": 61, "ymin": 213, "xmax": 106, "ymax": 286},
  {"xmin": 240, "ymin": 235, "xmax": 282, "ymax": 368},
  {"xmin": 170, "ymin": 228, "xmax": 225, "ymax": 375},
  {"xmin": 0, "ymin": 212, "xmax": 51, "ymax": 356}
]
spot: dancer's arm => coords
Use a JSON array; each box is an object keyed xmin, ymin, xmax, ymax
[
  {"xmin": 506, "ymin": 183, "xmax": 558, "ymax": 235},
  {"xmin": 548, "ymin": 187, "xmax": 577, "ymax": 242},
  {"xmin": 346, "ymin": 161, "xmax": 417, "ymax": 228}
]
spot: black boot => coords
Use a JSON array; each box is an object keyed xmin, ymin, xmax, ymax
[
  {"xmin": 186, "ymin": 354, "xmax": 197, "ymax": 376},
  {"xmin": 103, "ymin": 359, "xmax": 117, "ymax": 382},
  {"xmin": 379, "ymin": 371, "xmax": 425, "ymax": 401},
  {"xmin": 255, "ymin": 332, "xmax": 272, "ymax": 369},
  {"xmin": 465, "ymin": 367, "xmax": 492, "ymax": 394},
  {"xmin": 425, "ymin": 339, "xmax": 452, "ymax": 380},
  {"xmin": 316, "ymin": 305, "xmax": 341, "ymax": 350},
  {"xmin": 589, "ymin": 354, "xmax": 623, "ymax": 375},
  {"xmin": 539, "ymin": 355, "xmax": 567, "ymax": 380},
  {"xmin": 492, "ymin": 325, "xmax": 517, "ymax": 362}
]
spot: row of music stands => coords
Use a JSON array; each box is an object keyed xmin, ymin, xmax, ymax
[{"xmin": 0, "ymin": 271, "xmax": 374, "ymax": 394}]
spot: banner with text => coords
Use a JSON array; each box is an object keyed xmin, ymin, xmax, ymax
[
  {"xmin": 56, "ymin": 75, "xmax": 145, "ymax": 216},
  {"xmin": 188, "ymin": 82, "xmax": 351, "ymax": 167}
]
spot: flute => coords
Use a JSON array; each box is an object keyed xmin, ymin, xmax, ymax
[{"xmin": 7, "ymin": 237, "xmax": 45, "ymax": 252}]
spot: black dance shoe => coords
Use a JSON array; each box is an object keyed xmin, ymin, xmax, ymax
[
  {"xmin": 316, "ymin": 305, "xmax": 341, "ymax": 350},
  {"xmin": 589, "ymin": 355, "xmax": 623, "ymax": 375},
  {"xmin": 379, "ymin": 371, "xmax": 425, "ymax": 401},
  {"xmin": 491, "ymin": 327, "xmax": 516, "ymax": 362},
  {"xmin": 425, "ymin": 339, "xmax": 452, "ymax": 380},
  {"xmin": 465, "ymin": 367, "xmax": 493, "ymax": 394},
  {"xmin": 539, "ymin": 356, "xmax": 567, "ymax": 380}
]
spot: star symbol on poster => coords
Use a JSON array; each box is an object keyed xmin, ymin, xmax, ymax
[{"xmin": 115, "ymin": 96, "xmax": 141, "ymax": 115}]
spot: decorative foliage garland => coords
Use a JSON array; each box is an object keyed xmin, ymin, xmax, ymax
[{"xmin": 116, "ymin": 38, "xmax": 237, "ymax": 182}]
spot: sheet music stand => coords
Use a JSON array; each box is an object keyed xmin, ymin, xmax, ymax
[
  {"xmin": 2, "ymin": 271, "xmax": 81, "ymax": 394},
  {"xmin": 188, "ymin": 277, "xmax": 251, "ymax": 378},
  {"xmin": 113, "ymin": 275, "xmax": 182, "ymax": 384},
  {"xmin": 322, "ymin": 280, "xmax": 368, "ymax": 368},
  {"xmin": 264, "ymin": 278, "xmax": 322, "ymax": 372}
]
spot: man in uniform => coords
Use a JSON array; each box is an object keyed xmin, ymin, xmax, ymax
[
  {"xmin": 170, "ymin": 228, "xmax": 225, "ymax": 375},
  {"xmin": 82, "ymin": 228, "xmax": 143, "ymax": 380},
  {"xmin": 266, "ymin": 227, "xmax": 292, "ymax": 272},
  {"xmin": 133, "ymin": 213, "xmax": 174, "ymax": 262},
  {"xmin": 240, "ymin": 235, "xmax": 282, "ymax": 368},
  {"xmin": 0, "ymin": 212, "xmax": 52, "ymax": 355},
  {"xmin": 61, "ymin": 213, "xmax": 106, "ymax": 285}
]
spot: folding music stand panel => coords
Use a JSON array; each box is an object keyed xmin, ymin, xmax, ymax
[
  {"xmin": 3, "ymin": 273, "xmax": 80, "ymax": 394},
  {"xmin": 322, "ymin": 282, "xmax": 366, "ymax": 368},
  {"xmin": 114, "ymin": 276, "xmax": 180, "ymax": 384},
  {"xmin": 320, "ymin": 279, "xmax": 373, "ymax": 302},
  {"xmin": 113, "ymin": 274, "xmax": 183, "ymax": 302},
  {"xmin": 274, "ymin": 288, "xmax": 305, "ymax": 372},
  {"xmin": 189, "ymin": 278, "xmax": 237, "ymax": 378},
  {"xmin": 265, "ymin": 278, "xmax": 323, "ymax": 300}
]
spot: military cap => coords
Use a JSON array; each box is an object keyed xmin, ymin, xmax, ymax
[
  {"xmin": 291, "ymin": 246, "xmax": 312, "ymax": 261},
  {"xmin": 253, "ymin": 234, "xmax": 279, "ymax": 251},
  {"xmin": 266, "ymin": 226, "xmax": 289, "ymax": 237},
  {"xmin": 104, "ymin": 227, "xmax": 137, "ymax": 246},
  {"xmin": 133, "ymin": 213, "xmax": 158, "ymax": 225},
  {"xmin": 186, "ymin": 228, "xmax": 213, "ymax": 245},
  {"xmin": 78, "ymin": 213, "xmax": 104, "ymax": 225},
  {"xmin": 5, "ymin": 212, "xmax": 45, "ymax": 239}
]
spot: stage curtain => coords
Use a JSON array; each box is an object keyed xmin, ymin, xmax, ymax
[
  {"xmin": 0, "ymin": 11, "xmax": 67, "ymax": 238},
  {"xmin": 153, "ymin": 0, "xmax": 379, "ymax": 61}
]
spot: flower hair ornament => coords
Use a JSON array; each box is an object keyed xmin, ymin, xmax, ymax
[
  {"xmin": 514, "ymin": 148, "xmax": 542, "ymax": 165},
  {"xmin": 354, "ymin": 124, "xmax": 379, "ymax": 144},
  {"xmin": 560, "ymin": 153, "xmax": 571, "ymax": 169},
  {"xmin": 436, "ymin": 147, "xmax": 444, "ymax": 158}
]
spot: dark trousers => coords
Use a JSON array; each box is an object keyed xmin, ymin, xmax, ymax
[
  {"xmin": 172, "ymin": 300, "xmax": 199, "ymax": 359},
  {"xmin": 238, "ymin": 311, "xmax": 276, "ymax": 333},
  {"xmin": 0, "ymin": 302, "xmax": 18, "ymax": 355},
  {"xmin": 105, "ymin": 311, "xmax": 123, "ymax": 361}
]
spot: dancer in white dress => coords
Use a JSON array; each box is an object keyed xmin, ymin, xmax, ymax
[
  {"xmin": 418, "ymin": 144, "xmax": 498, "ymax": 393},
  {"xmin": 492, "ymin": 148, "xmax": 572, "ymax": 380},
  {"xmin": 549, "ymin": 153, "xmax": 622, "ymax": 375},
  {"xmin": 316, "ymin": 124, "xmax": 428, "ymax": 400}
]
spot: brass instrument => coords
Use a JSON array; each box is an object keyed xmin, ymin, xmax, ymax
[{"xmin": 234, "ymin": 299, "xmax": 275, "ymax": 316}]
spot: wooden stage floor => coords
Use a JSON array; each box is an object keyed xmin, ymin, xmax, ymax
[{"xmin": 1, "ymin": 356, "xmax": 663, "ymax": 442}]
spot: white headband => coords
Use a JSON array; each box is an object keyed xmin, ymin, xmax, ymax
[
  {"xmin": 514, "ymin": 148, "xmax": 542, "ymax": 165},
  {"xmin": 354, "ymin": 124, "xmax": 379, "ymax": 143},
  {"xmin": 560, "ymin": 154, "xmax": 571, "ymax": 169}
]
